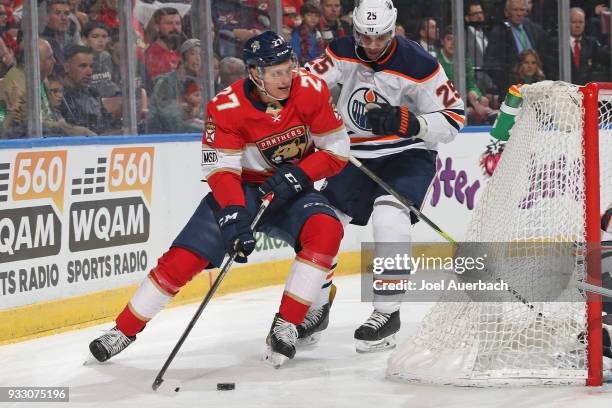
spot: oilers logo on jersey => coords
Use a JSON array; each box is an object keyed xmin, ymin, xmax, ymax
[
  {"xmin": 257, "ymin": 125, "xmax": 309, "ymax": 166},
  {"xmin": 348, "ymin": 88, "xmax": 390, "ymax": 131}
]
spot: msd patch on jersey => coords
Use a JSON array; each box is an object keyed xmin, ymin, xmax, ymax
[
  {"xmin": 348, "ymin": 88, "xmax": 390, "ymax": 131},
  {"xmin": 201, "ymin": 148, "xmax": 219, "ymax": 166},
  {"xmin": 257, "ymin": 125, "xmax": 308, "ymax": 166}
]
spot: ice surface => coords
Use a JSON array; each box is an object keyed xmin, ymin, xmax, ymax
[{"xmin": 1, "ymin": 275, "xmax": 611, "ymax": 408}]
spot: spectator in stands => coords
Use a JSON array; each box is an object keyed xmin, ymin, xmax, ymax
[
  {"xmin": 45, "ymin": 74, "xmax": 64, "ymax": 113},
  {"xmin": 0, "ymin": 4, "xmax": 17, "ymax": 53},
  {"xmin": 319, "ymin": 0, "xmax": 350, "ymax": 43},
  {"xmin": 59, "ymin": 45, "xmax": 119, "ymax": 134},
  {"xmin": 144, "ymin": 7, "xmax": 182, "ymax": 83},
  {"xmin": 146, "ymin": 38, "xmax": 204, "ymax": 134},
  {"xmin": 107, "ymin": 32, "xmax": 149, "ymax": 125},
  {"xmin": 94, "ymin": 0, "xmax": 118, "ymax": 30},
  {"xmin": 82, "ymin": 21, "xmax": 120, "ymax": 98},
  {"xmin": 570, "ymin": 7, "xmax": 609, "ymax": 85},
  {"xmin": 438, "ymin": 26, "xmax": 496, "ymax": 125},
  {"xmin": 68, "ymin": 0, "xmax": 88, "ymax": 29},
  {"xmin": 41, "ymin": 0, "xmax": 81, "ymax": 76},
  {"xmin": 216, "ymin": 56, "xmax": 245, "ymax": 92},
  {"xmin": 180, "ymin": 78, "xmax": 204, "ymax": 131},
  {"xmin": 0, "ymin": 39, "xmax": 94, "ymax": 138},
  {"xmin": 575, "ymin": 1, "xmax": 610, "ymax": 44},
  {"xmin": 484, "ymin": 0, "xmax": 549, "ymax": 100},
  {"xmin": 395, "ymin": 23, "xmax": 407, "ymax": 38},
  {"xmin": 292, "ymin": 2, "xmax": 325, "ymax": 64},
  {"xmin": 417, "ymin": 17, "xmax": 439, "ymax": 57},
  {"xmin": 465, "ymin": 1, "xmax": 494, "ymax": 94},
  {"xmin": 213, "ymin": 0, "xmax": 263, "ymax": 59},
  {"xmin": 510, "ymin": 48, "xmax": 545, "ymax": 85},
  {"xmin": 241, "ymin": 0, "xmax": 272, "ymax": 31}
]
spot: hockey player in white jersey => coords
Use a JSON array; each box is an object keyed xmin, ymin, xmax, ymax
[{"xmin": 302, "ymin": 0, "xmax": 465, "ymax": 352}]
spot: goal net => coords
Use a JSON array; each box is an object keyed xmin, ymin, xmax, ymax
[{"xmin": 387, "ymin": 81, "xmax": 612, "ymax": 386}]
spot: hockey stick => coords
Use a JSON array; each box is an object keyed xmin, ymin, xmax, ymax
[
  {"xmin": 152, "ymin": 194, "xmax": 274, "ymax": 392},
  {"xmin": 349, "ymin": 156, "xmax": 456, "ymax": 244},
  {"xmin": 577, "ymin": 281, "xmax": 612, "ymax": 299},
  {"xmin": 348, "ymin": 156, "xmax": 547, "ymax": 311}
]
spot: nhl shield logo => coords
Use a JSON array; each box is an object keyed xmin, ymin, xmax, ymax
[
  {"xmin": 347, "ymin": 87, "xmax": 390, "ymax": 131},
  {"xmin": 257, "ymin": 125, "xmax": 309, "ymax": 166}
]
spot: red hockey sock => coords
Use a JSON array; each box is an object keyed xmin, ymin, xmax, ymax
[
  {"xmin": 116, "ymin": 247, "xmax": 209, "ymax": 336},
  {"xmin": 296, "ymin": 214, "xmax": 343, "ymax": 270}
]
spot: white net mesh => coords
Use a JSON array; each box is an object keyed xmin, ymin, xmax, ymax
[{"xmin": 387, "ymin": 81, "xmax": 612, "ymax": 386}]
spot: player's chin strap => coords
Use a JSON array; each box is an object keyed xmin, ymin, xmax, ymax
[
  {"xmin": 249, "ymin": 71, "xmax": 288, "ymax": 102},
  {"xmin": 354, "ymin": 37, "xmax": 394, "ymax": 63}
]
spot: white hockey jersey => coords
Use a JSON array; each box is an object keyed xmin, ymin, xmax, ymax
[{"xmin": 306, "ymin": 36, "xmax": 465, "ymax": 159}]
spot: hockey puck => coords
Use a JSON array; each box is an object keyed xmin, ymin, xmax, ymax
[{"xmin": 217, "ymin": 382, "xmax": 235, "ymax": 391}]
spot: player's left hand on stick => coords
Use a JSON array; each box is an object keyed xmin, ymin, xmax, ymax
[
  {"xmin": 365, "ymin": 103, "xmax": 420, "ymax": 138},
  {"xmin": 258, "ymin": 164, "xmax": 312, "ymax": 210},
  {"xmin": 216, "ymin": 206, "xmax": 256, "ymax": 263}
]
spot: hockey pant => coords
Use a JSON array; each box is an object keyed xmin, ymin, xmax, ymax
[{"xmin": 115, "ymin": 214, "xmax": 343, "ymax": 336}]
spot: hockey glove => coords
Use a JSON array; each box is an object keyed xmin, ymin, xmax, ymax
[
  {"xmin": 217, "ymin": 206, "xmax": 256, "ymax": 263},
  {"xmin": 258, "ymin": 164, "xmax": 311, "ymax": 210},
  {"xmin": 365, "ymin": 103, "xmax": 420, "ymax": 138}
]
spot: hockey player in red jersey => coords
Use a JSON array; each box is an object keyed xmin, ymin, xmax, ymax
[
  {"xmin": 302, "ymin": 0, "xmax": 465, "ymax": 352},
  {"xmin": 88, "ymin": 31, "xmax": 349, "ymax": 367}
]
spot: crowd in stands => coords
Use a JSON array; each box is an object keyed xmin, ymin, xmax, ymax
[{"xmin": 0, "ymin": 0, "xmax": 609, "ymax": 138}]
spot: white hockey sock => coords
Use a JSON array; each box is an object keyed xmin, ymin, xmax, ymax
[
  {"xmin": 128, "ymin": 275, "xmax": 173, "ymax": 322},
  {"xmin": 280, "ymin": 258, "xmax": 328, "ymax": 324},
  {"xmin": 371, "ymin": 195, "xmax": 413, "ymax": 314}
]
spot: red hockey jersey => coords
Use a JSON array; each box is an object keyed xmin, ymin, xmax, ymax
[{"xmin": 202, "ymin": 69, "xmax": 349, "ymax": 207}]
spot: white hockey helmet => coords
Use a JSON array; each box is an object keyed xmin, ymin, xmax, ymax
[{"xmin": 352, "ymin": 0, "xmax": 398, "ymax": 38}]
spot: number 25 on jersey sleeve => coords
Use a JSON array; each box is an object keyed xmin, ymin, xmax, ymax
[{"xmin": 436, "ymin": 80, "xmax": 461, "ymax": 108}]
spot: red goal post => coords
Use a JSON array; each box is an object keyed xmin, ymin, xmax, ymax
[
  {"xmin": 583, "ymin": 82, "xmax": 612, "ymax": 386},
  {"xmin": 387, "ymin": 81, "xmax": 611, "ymax": 387}
]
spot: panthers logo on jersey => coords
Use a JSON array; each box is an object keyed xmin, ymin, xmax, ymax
[
  {"xmin": 256, "ymin": 125, "xmax": 309, "ymax": 167},
  {"xmin": 347, "ymin": 88, "xmax": 390, "ymax": 131}
]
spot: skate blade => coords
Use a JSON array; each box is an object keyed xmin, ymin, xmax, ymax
[
  {"xmin": 297, "ymin": 332, "xmax": 321, "ymax": 347},
  {"xmin": 355, "ymin": 335, "xmax": 396, "ymax": 353},
  {"xmin": 263, "ymin": 347, "xmax": 290, "ymax": 368},
  {"xmin": 83, "ymin": 351, "xmax": 103, "ymax": 366}
]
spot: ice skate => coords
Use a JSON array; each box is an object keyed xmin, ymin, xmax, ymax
[
  {"xmin": 86, "ymin": 326, "xmax": 136, "ymax": 363},
  {"xmin": 263, "ymin": 313, "xmax": 298, "ymax": 368},
  {"xmin": 354, "ymin": 310, "xmax": 400, "ymax": 353},
  {"xmin": 297, "ymin": 284, "xmax": 336, "ymax": 346}
]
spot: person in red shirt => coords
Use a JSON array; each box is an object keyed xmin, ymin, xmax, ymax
[
  {"xmin": 144, "ymin": 7, "xmax": 182, "ymax": 82},
  {"xmin": 88, "ymin": 31, "xmax": 350, "ymax": 368}
]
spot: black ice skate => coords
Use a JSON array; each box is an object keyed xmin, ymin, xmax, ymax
[
  {"xmin": 86, "ymin": 326, "xmax": 136, "ymax": 363},
  {"xmin": 297, "ymin": 283, "xmax": 336, "ymax": 346},
  {"xmin": 354, "ymin": 310, "xmax": 400, "ymax": 353},
  {"xmin": 263, "ymin": 313, "xmax": 298, "ymax": 368}
]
